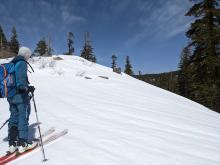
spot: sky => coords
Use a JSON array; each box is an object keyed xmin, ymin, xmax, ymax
[{"xmin": 0, "ymin": 0, "xmax": 192, "ymax": 74}]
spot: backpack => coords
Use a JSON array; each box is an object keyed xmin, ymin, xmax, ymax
[
  {"xmin": 0, "ymin": 59, "xmax": 34, "ymax": 98},
  {"xmin": 0, "ymin": 63, "xmax": 16, "ymax": 98}
]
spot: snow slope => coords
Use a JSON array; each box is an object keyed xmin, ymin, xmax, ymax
[{"xmin": 0, "ymin": 55, "xmax": 220, "ymax": 165}]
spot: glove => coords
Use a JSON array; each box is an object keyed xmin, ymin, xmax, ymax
[
  {"xmin": 28, "ymin": 86, "xmax": 35, "ymax": 93},
  {"xmin": 16, "ymin": 87, "xmax": 27, "ymax": 93}
]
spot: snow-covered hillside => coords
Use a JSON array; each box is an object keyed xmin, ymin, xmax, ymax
[{"xmin": 0, "ymin": 55, "xmax": 220, "ymax": 165}]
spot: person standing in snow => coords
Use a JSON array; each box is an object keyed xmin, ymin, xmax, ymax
[{"xmin": 7, "ymin": 47, "xmax": 36, "ymax": 154}]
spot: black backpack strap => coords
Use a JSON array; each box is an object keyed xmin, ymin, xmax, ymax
[
  {"xmin": 25, "ymin": 60, "xmax": 35, "ymax": 73},
  {"xmin": 12, "ymin": 59, "xmax": 34, "ymax": 73}
]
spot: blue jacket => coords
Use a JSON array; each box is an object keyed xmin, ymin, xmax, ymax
[{"xmin": 7, "ymin": 55, "xmax": 30, "ymax": 104}]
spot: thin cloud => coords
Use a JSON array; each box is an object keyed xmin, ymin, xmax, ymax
[
  {"xmin": 61, "ymin": 10, "xmax": 86, "ymax": 24},
  {"xmin": 110, "ymin": 0, "xmax": 132, "ymax": 13},
  {"xmin": 126, "ymin": 0, "xmax": 192, "ymax": 46}
]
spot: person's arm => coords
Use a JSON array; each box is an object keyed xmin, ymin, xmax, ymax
[{"xmin": 15, "ymin": 61, "xmax": 28, "ymax": 92}]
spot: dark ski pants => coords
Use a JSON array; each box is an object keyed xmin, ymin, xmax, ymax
[{"xmin": 8, "ymin": 102, "xmax": 31, "ymax": 145}]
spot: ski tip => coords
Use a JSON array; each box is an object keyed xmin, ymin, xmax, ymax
[
  {"xmin": 29, "ymin": 122, "xmax": 42, "ymax": 127},
  {"xmin": 49, "ymin": 127, "xmax": 55, "ymax": 131},
  {"xmin": 63, "ymin": 129, "xmax": 68, "ymax": 134}
]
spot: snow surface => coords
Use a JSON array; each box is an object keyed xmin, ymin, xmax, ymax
[{"xmin": 0, "ymin": 55, "xmax": 220, "ymax": 165}]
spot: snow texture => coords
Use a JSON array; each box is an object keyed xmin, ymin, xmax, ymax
[{"xmin": 0, "ymin": 55, "xmax": 220, "ymax": 165}]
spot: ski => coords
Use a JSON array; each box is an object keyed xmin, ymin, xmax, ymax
[
  {"xmin": 0, "ymin": 129, "xmax": 68, "ymax": 165},
  {"xmin": 33, "ymin": 127, "xmax": 55, "ymax": 142},
  {"xmin": 40, "ymin": 129, "xmax": 68, "ymax": 145},
  {"xmin": 0, "ymin": 127, "xmax": 55, "ymax": 163}
]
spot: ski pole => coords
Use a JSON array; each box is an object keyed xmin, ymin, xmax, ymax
[
  {"xmin": 31, "ymin": 92, "xmax": 47, "ymax": 162},
  {"xmin": 0, "ymin": 119, "xmax": 9, "ymax": 131}
]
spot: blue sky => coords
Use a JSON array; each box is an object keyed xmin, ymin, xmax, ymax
[{"xmin": 0, "ymin": 0, "xmax": 192, "ymax": 74}]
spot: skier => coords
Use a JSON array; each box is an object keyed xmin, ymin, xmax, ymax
[{"xmin": 7, "ymin": 47, "xmax": 36, "ymax": 154}]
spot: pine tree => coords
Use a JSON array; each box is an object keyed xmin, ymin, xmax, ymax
[
  {"xmin": 0, "ymin": 25, "xmax": 8, "ymax": 49},
  {"xmin": 138, "ymin": 71, "xmax": 142, "ymax": 76},
  {"xmin": 185, "ymin": 0, "xmax": 220, "ymax": 110},
  {"xmin": 124, "ymin": 56, "xmax": 134, "ymax": 75},
  {"xmin": 9, "ymin": 27, "xmax": 19, "ymax": 54},
  {"xmin": 80, "ymin": 32, "xmax": 96, "ymax": 63},
  {"xmin": 46, "ymin": 36, "xmax": 53, "ymax": 56},
  {"xmin": 34, "ymin": 38, "xmax": 48, "ymax": 56},
  {"xmin": 46, "ymin": 44, "xmax": 53, "ymax": 56},
  {"xmin": 178, "ymin": 47, "xmax": 192, "ymax": 98},
  {"xmin": 111, "ymin": 54, "xmax": 117, "ymax": 69},
  {"xmin": 66, "ymin": 32, "xmax": 74, "ymax": 55},
  {"xmin": 138, "ymin": 71, "xmax": 143, "ymax": 81},
  {"xmin": 81, "ymin": 43, "xmax": 96, "ymax": 62}
]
